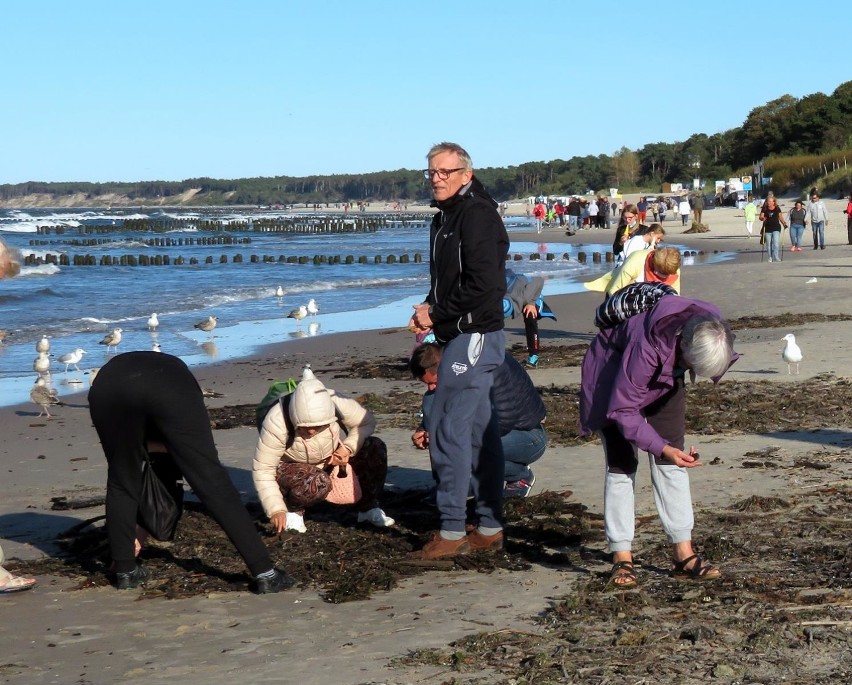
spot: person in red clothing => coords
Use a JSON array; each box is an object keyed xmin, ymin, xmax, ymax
[
  {"xmin": 532, "ymin": 202, "xmax": 546, "ymax": 234},
  {"xmin": 844, "ymin": 192, "xmax": 852, "ymax": 245},
  {"xmin": 554, "ymin": 201, "xmax": 565, "ymax": 226}
]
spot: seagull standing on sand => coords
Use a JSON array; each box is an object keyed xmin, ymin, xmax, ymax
[
  {"xmin": 288, "ymin": 305, "xmax": 307, "ymax": 325},
  {"xmin": 147, "ymin": 313, "xmax": 160, "ymax": 331},
  {"xmin": 58, "ymin": 348, "xmax": 87, "ymax": 373},
  {"xmin": 275, "ymin": 285, "xmax": 285, "ymax": 298},
  {"xmin": 100, "ymin": 328, "xmax": 122, "ymax": 353},
  {"xmin": 194, "ymin": 315, "xmax": 218, "ymax": 334},
  {"xmin": 33, "ymin": 352, "xmax": 52, "ymax": 376},
  {"xmin": 36, "ymin": 335, "xmax": 50, "ymax": 354},
  {"xmin": 307, "ymin": 298, "xmax": 319, "ymax": 317},
  {"xmin": 782, "ymin": 333, "xmax": 803, "ymax": 375},
  {"xmin": 30, "ymin": 376, "xmax": 61, "ymax": 418}
]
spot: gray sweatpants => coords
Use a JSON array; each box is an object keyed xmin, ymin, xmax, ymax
[
  {"xmin": 599, "ymin": 377, "xmax": 694, "ymax": 552},
  {"xmin": 426, "ymin": 331, "xmax": 505, "ymax": 533}
]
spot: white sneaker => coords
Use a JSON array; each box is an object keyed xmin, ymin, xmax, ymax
[
  {"xmin": 284, "ymin": 512, "xmax": 307, "ymax": 533},
  {"xmin": 357, "ymin": 507, "xmax": 395, "ymax": 528}
]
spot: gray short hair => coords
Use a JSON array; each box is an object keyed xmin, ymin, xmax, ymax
[
  {"xmin": 680, "ymin": 316, "xmax": 734, "ymax": 379},
  {"xmin": 427, "ymin": 142, "xmax": 472, "ymax": 170}
]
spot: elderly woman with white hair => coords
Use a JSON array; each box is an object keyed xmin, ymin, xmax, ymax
[{"xmin": 579, "ymin": 295, "xmax": 738, "ymax": 587}]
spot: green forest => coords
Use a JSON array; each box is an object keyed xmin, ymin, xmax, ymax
[{"xmin": 3, "ymin": 81, "xmax": 851, "ymax": 206}]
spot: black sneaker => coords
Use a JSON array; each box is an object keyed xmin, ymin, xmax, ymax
[
  {"xmin": 115, "ymin": 563, "xmax": 150, "ymax": 590},
  {"xmin": 253, "ymin": 568, "xmax": 296, "ymax": 594}
]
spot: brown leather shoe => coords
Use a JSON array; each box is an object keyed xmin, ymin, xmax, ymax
[
  {"xmin": 409, "ymin": 531, "xmax": 470, "ymax": 559},
  {"xmin": 467, "ymin": 529, "xmax": 504, "ymax": 552}
]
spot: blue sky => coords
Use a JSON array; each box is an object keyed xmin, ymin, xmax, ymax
[{"xmin": 2, "ymin": 0, "xmax": 849, "ymax": 184}]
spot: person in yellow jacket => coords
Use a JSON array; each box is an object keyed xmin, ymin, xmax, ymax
[{"xmin": 584, "ymin": 247, "xmax": 681, "ymax": 298}]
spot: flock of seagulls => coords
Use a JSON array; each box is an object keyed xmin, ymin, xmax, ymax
[
  {"xmin": 288, "ymin": 297, "xmax": 319, "ymax": 325},
  {"xmin": 22, "ymin": 289, "xmax": 321, "ymax": 418}
]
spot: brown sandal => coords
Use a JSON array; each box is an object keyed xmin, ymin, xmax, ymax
[
  {"xmin": 671, "ymin": 554, "xmax": 721, "ymax": 581},
  {"xmin": 608, "ymin": 561, "xmax": 638, "ymax": 588}
]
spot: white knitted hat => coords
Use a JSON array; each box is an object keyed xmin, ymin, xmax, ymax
[{"xmin": 289, "ymin": 365, "xmax": 336, "ymax": 427}]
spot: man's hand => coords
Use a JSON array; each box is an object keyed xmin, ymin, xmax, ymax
[
  {"xmin": 660, "ymin": 444, "xmax": 703, "ymax": 468},
  {"xmin": 411, "ymin": 303, "xmax": 433, "ymax": 332},
  {"xmin": 411, "ymin": 428, "xmax": 429, "ymax": 449}
]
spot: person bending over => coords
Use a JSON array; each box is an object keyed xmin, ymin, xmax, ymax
[{"xmin": 89, "ymin": 351, "xmax": 295, "ymax": 593}]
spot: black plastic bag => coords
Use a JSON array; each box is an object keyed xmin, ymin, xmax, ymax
[{"xmin": 137, "ymin": 456, "xmax": 183, "ymax": 541}]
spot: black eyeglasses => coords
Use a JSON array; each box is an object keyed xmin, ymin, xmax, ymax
[{"xmin": 423, "ymin": 168, "xmax": 465, "ymax": 180}]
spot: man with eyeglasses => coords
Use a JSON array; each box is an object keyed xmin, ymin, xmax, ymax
[{"xmin": 408, "ymin": 142, "xmax": 509, "ymax": 560}]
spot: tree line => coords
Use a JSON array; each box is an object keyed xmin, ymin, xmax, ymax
[{"xmin": 2, "ymin": 81, "xmax": 850, "ymax": 206}]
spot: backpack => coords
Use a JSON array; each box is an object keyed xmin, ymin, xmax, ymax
[{"xmin": 256, "ymin": 378, "xmax": 298, "ymax": 434}]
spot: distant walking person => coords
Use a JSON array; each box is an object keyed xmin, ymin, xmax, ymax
[
  {"xmin": 744, "ymin": 199, "xmax": 757, "ymax": 236},
  {"xmin": 844, "ymin": 192, "xmax": 852, "ymax": 245},
  {"xmin": 759, "ymin": 196, "xmax": 787, "ymax": 263},
  {"xmin": 805, "ymin": 191, "xmax": 829, "ymax": 250},
  {"xmin": 787, "ymin": 200, "xmax": 806, "ymax": 251},
  {"xmin": 691, "ymin": 193, "xmax": 705, "ymax": 225},
  {"xmin": 678, "ymin": 197, "xmax": 691, "ymax": 226}
]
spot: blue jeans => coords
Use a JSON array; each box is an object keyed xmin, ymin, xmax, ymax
[
  {"xmin": 790, "ymin": 223, "xmax": 805, "ymax": 247},
  {"xmin": 811, "ymin": 220, "xmax": 825, "ymax": 248},
  {"xmin": 765, "ymin": 230, "xmax": 781, "ymax": 261},
  {"xmin": 501, "ymin": 425, "xmax": 548, "ymax": 482}
]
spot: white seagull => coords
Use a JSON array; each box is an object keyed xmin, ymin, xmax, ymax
[
  {"xmin": 58, "ymin": 348, "xmax": 87, "ymax": 373},
  {"xmin": 275, "ymin": 285, "xmax": 285, "ymax": 298},
  {"xmin": 805, "ymin": 277, "xmax": 818, "ymax": 284},
  {"xmin": 33, "ymin": 352, "xmax": 52, "ymax": 376},
  {"xmin": 194, "ymin": 315, "xmax": 218, "ymax": 333},
  {"xmin": 307, "ymin": 298, "xmax": 319, "ymax": 317},
  {"xmin": 288, "ymin": 305, "xmax": 308, "ymax": 325},
  {"xmin": 99, "ymin": 328, "xmax": 123, "ymax": 353},
  {"xmin": 30, "ymin": 376, "xmax": 61, "ymax": 418},
  {"xmin": 36, "ymin": 335, "xmax": 50, "ymax": 354},
  {"xmin": 782, "ymin": 333, "xmax": 803, "ymax": 375},
  {"xmin": 147, "ymin": 313, "xmax": 160, "ymax": 331}
]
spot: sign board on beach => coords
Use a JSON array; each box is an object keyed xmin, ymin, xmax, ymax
[{"xmin": 741, "ymin": 176, "xmax": 753, "ymax": 191}]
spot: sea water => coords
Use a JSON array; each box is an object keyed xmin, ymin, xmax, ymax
[{"xmin": 0, "ymin": 207, "xmax": 730, "ymax": 408}]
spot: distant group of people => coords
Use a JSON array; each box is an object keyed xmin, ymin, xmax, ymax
[{"xmin": 3, "ymin": 143, "xmax": 764, "ymax": 598}]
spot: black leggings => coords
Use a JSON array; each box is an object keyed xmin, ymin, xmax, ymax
[{"xmin": 89, "ymin": 352, "xmax": 273, "ymax": 576}]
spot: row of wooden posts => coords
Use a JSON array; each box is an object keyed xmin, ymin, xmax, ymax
[
  {"xmin": 22, "ymin": 250, "xmax": 702, "ymax": 267},
  {"xmin": 32, "ymin": 215, "xmax": 432, "ymax": 236},
  {"xmin": 28, "ymin": 236, "xmax": 255, "ymax": 247}
]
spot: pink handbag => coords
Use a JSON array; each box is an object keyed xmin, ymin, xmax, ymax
[{"xmin": 324, "ymin": 463, "xmax": 362, "ymax": 505}]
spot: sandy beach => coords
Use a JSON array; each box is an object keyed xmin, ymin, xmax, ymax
[{"xmin": 1, "ymin": 197, "xmax": 851, "ymax": 684}]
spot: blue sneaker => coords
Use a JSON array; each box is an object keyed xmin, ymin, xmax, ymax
[
  {"xmin": 525, "ymin": 355, "xmax": 539, "ymax": 369},
  {"xmin": 504, "ymin": 473, "xmax": 536, "ymax": 498}
]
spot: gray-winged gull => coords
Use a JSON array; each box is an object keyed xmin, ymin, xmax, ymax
[
  {"xmin": 33, "ymin": 352, "xmax": 51, "ymax": 376},
  {"xmin": 782, "ymin": 333, "xmax": 802, "ymax": 375},
  {"xmin": 99, "ymin": 328, "xmax": 123, "ymax": 353},
  {"xmin": 36, "ymin": 335, "xmax": 50, "ymax": 354},
  {"xmin": 194, "ymin": 315, "xmax": 218, "ymax": 333},
  {"xmin": 57, "ymin": 348, "xmax": 87, "ymax": 373},
  {"xmin": 288, "ymin": 305, "xmax": 307, "ymax": 324}
]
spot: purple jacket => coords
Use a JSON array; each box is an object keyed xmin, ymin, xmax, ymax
[{"xmin": 579, "ymin": 296, "xmax": 737, "ymax": 457}]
